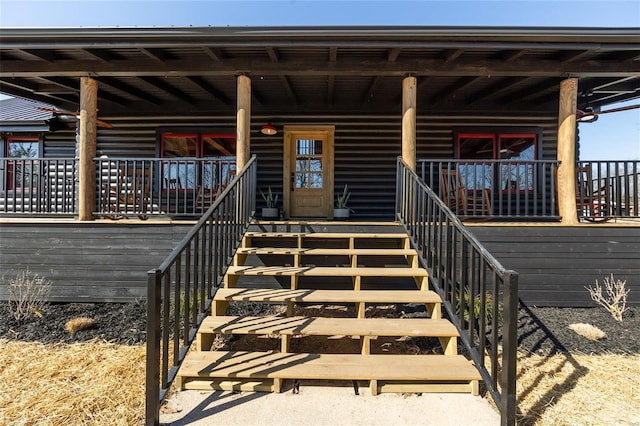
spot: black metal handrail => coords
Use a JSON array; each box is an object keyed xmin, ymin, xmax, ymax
[
  {"xmin": 145, "ymin": 156, "xmax": 256, "ymax": 426},
  {"xmin": 0, "ymin": 157, "xmax": 77, "ymax": 215},
  {"xmin": 577, "ymin": 160, "xmax": 639, "ymax": 221},
  {"xmin": 396, "ymin": 158, "xmax": 518, "ymax": 426},
  {"xmin": 418, "ymin": 159, "xmax": 560, "ymax": 220}
]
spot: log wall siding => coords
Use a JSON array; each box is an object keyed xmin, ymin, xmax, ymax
[
  {"xmin": 87, "ymin": 112, "xmax": 558, "ymax": 220},
  {"xmin": 470, "ymin": 226, "xmax": 640, "ymax": 307},
  {"xmin": 0, "ymin": 223, "xmax": 192, "ymax": 302}
]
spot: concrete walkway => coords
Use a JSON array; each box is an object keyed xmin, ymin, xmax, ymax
[{"xmin": 160, "ymin": 386, "xmax": 500, "ymax": 426}]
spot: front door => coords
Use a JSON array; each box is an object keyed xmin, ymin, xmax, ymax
[{"xmin": 284, "ymin": 126, "xmax": 334, "ymax": 218}]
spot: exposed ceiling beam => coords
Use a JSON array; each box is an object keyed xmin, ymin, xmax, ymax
[
  {"xmin": 387, "ymin": 48, "xmax": 401, "ymax": 62},
  {"xmin": 266, "ymin": 47, "xmax": 279, "ymax": 63},
  {"xmin": 428, "ymin": 76, "xmax": 481, "ymax": 104},
  {"xmin": 279, "ymin": 75, "xmax": 297, "ymax": 104},
  {"xmin": 362, "ymin": 76, "xmax": 383, "ymax": 105},
  {"xmin": 82, "ymin": 48, "xmax": 112, "ymax": 63},
  {"xmin": 138, "ymin": 76, "xmax": 196, "ymax": 104},
  {"xmin": 97, "ymin": 76, "xmax": 162, "ymax": 105},
  {"xmin": 41, "ymin": 76, "xmax": 128, "ymax": 106},
  {"xmin": 465, "ymin": 76, "xmax": 529, "ymax": 105},
  {"xmin": 139, "ymin": 48, "xmax": 167, "ymax": 63},
  {"xmin": 502, "ymin": 49, "xmax": 528, "ymax": 62},
  {"xmin": 186, "ymin": 76, "xmax": 232, "ymax": 105},
  {"xmin": 443, "ymin": 49, "xmax": 464, "ymax": 63},
  {"xmin": 20, "ymin": 49, "xmax": 55, "ymax": 62},
  {"xmin": 0, "ymin": 81, "xmax": 77, "ymax": 107},
  {"xmin": 203, "ymin": 47, "xmax": 223, "ymax": 62},
  {"xmin": 2, "ymin": 57, "xmax": 637, "ymax": 77},
  {"xmin": 500, "ymin": 78, "xmax": 563, "ymax": 104},
  {"xmin": 560, "ymin": 50, "xmax": 594, "ymax": 63},
  {"xmin": 329, "ymin": 47, "xmax": 338, "ymax": 62}
]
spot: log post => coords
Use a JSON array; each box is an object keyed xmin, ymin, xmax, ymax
[
  {"xmin": 557, "ymin": 78, "xmax": 579, "ymax": 225},
  {"xmin": 236, "ymin": 75, "xmax": 251, "ymax": 171},
  {"xmin": 402, "ymin": 76, "xmax": 417, "ymax": 171},
  {"xmin": 78, "ymin": 77, "xmax": 98, "ymax": 221}
]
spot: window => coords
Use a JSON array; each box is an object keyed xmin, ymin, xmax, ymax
[
  {"xmin": 5, "ymin": 136, "xmax": 41, "ymax": 190},
  {"xmin": 456, "ymin": 131, "xmax": 539, "ymax": 191},
  {"xmin": 160, "ymin": 132, "xmax": 235, "ymax": 190}
]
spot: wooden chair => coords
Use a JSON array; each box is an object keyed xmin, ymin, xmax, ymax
[
  {"xmin": 196, "ymin": 169, "xmax": 236, "ymax": 213},
  {"xmin": 440, "ymin": 169, "xmax": 492, "ymax": 218},
  {"xmin": 576, "ymin": 165, "xmax": 611, "ymax": 221},
  {"xmin": 114, "ymin": 164, "xmax": 151, "ymax": 219}
]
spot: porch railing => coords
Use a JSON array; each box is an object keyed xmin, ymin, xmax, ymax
[
  {"xmin": 418, "ymin": 159, "xmax": 560, "ymax": 220},
  {"xmin": 397, "ymin": 158, "xmax": 518, "ymax": 426},
  {"xmin": 145, "ymin": 156, "xmax": 256, "ymax": 426},
  {"xmin": 0, "ymin": 157, "xmax": 77, "ymax": 215},
  {"xmin": 96, "ymin": 157, "xmax": 236, "ymax": 218},
  {"xmin": 577, "ymin": 160, "xmax": 640, "ymax": 221}
]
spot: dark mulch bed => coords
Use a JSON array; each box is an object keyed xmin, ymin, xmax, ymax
[
  {"xmin": 518, "ymin": 302, "xmax": 639, "ymax": 356},
  {"xmin": 0, "ymin": 301, "xmax": 147, "ymax": 345},
  {"xmin": 1, "ymin": 300, "xmax": 637, "ymax": 356}
]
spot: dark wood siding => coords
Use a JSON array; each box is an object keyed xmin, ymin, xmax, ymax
[
  {"xmin": 83, "ymin": 112, "xmax": 557, "ymax": 220},
  {"xmin": 469, "ymin": 225, "xmax": 640, "ymax": 307},
  {"xmin": 0, "ymin": 222, "xmax": 192, "ymax": 302}
]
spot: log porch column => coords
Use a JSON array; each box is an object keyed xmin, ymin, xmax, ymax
[
  {"xmin": 78, "ymin": 77, "xmax": 98, "ymax": 221},
  {"xmin": 557, "ymin": 77, "xmax": 579, "ymax": 225},
  {"xmin": 236, "ymin": 75, "xmax": 251, "ymax": 171},
  {"xmin": 402, "ymin": 76, "xmax": 417, "ymax": 171}
]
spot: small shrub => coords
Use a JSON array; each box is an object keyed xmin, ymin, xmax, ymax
[
  {"xmin": 4, "ymin": 269, "xmax": 51, "ymax": 321},
  {"xmin": 455, "ymin": 292, "xmax": 501, "ymax": 328},
  {"xmin": 65, "ymin": 317, "xmax": 96, "ymax": 334},
  {"xmin": 585, "ymin": 274, "xmax": 629, "ymax": 322},
  {"xmin": 569, "ymin": 323, "xmax": 607, "ymax": 341}
]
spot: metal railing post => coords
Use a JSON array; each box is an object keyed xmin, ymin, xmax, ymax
[
  {"xmin": 145, "ymin": 268, "xmax": 162, "ymax": 426},
  {"xmin": 501, "ymin": 271, "xmax": 518, "ymax": 426}
]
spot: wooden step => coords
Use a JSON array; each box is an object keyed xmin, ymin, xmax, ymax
[
  {"xmin": 245, "ymin": 232, "xmax": 409, "ymax": 239},
  {"xmin": 235, "ymin": 247, "xmax": 417, "ymax": 256},
  {"xmin": 234, "ymin": 247, "xmax": 419, "ymax": 267},
  {"xmin": 224, "ymin": 266, "xmax": 429, "ymax": 290},
  {"xmin": 212, "ymin": 288, "xmax": 442, "ymax": 319},
  {"xmin": 177, "ymin": 351, "xmax": 480, "ymax": 395},
  {"xmin": 197, "ymin": 315, "xmax": 458, "ymax": 355}
]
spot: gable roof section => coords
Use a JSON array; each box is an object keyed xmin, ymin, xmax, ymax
[{"xmin": 0, "ymin": 26, "xmax": 638, "ymax": 116}]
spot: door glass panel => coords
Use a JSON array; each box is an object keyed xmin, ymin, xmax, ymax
[
  {"xmin": 295, "ymin": 139, "xmax": 323, "ymax": 189},
  {"xmin": 161, "ymin": 135, "xmax": 198, "ymax": 189}
]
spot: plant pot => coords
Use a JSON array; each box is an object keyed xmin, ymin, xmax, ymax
[
  {"xmin": 333, "ymin": 208, "xmax": 350, "ymax": 220},
  {"xmin": 261, "ymin": 207, "xmax": 279, "ymax": 219}
]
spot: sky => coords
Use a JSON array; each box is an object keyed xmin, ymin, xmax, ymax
[{"xmin": 0, "ymin": 0, "xmax": 638, "ymax": 160}]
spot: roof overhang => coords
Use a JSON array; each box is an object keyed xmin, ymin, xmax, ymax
[{"xmin": 1, "ymin": 26, "xmax": 638, "ymax": 116}]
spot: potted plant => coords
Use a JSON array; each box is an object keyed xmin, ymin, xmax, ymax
[
  {"xmin": 259, "ymin": 187, "xmax": 279, "ymax": 219},
  {"xmin": 334, "ymin": 184, "xmax": 353, "ymax": 220}
]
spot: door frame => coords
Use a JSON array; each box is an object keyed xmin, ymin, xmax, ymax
[{"xmin": 283, "ymin": 125, "xmax": 335, "ymax": 219}]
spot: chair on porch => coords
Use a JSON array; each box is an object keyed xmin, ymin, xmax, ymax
[
  {"xmin": 440, "ymin": 169, "xmax": 492, "ymax": 218},
  {"xmin": 576, "ymin": 165, "xmax": 611, "ymax": 221},
  {"xmin": 107, "ymin": 164, "xmax": 152, "ymax": 219},
  {"xmin": 195, "ymin": 169, "xmax": 236, "ymax": 213}
]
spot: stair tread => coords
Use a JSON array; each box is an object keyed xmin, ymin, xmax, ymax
[
  {"xmin": 246, "ymin": 232, "xmax": 408, "ymax": 239},
  {"xmin": 214, "ymin": 288, "xmax": 441, "ymax": 303},
  {"xmin": 179, "ymin": 351, "xmax": 481, "ymax": 381},
  {"xmin": 200, "ymin": 315, "xmax": 458, "ymax": 337},
  {"xmin": 236, "ymin": 247, "xmax": 416, "ymax": 255},
  {"xmin": 226, "ymin": 266, "xmax": 428, "ymax": 277}
]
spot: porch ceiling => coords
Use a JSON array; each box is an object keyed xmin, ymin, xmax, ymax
[{"xmin": 1, "ymin": 26, "xmax": 639, "ymax": 116}]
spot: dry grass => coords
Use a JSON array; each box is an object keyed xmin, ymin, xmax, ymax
[
  {"xmin": 567, "ymin": 323, "xmax": 607, "ymax": 341},
  {"xmin": 0, "ymin": 339, "xmax": 145, "ymax": 426},
  {"xmin": 64, "ymin": 317, "xmax": 97, "ymax": 334},
  {"xmin": 516, "ymin": 351, "xmax": 640, "ymax": 425}
]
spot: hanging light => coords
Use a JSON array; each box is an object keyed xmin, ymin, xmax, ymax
[
  {"xmin": 260, "ymin": 123, "xmax": 277, "ymax": 135},
  {"xmin": 577, "ymin": 107, "xmax": 598, "ymax": 123}
]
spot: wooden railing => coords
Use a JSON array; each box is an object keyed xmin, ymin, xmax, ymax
[
  {"xmin": 418, "ymin": 159, "xmax": 560, "ymax": 220},
  {"xmin": 577, "ymin": 160, "xmax": 640, "ymax": 221},
  {"xmin": 95, "ymin": 157, "xmax": 236, "ymax": 218},
  {"xmin": 396, "ymin": 158, "xmax": 518, "ymax": 426},
  {"xmin": 0, "ymin": 157, "xmax": 76, "ymax": 215},
  {"xmin": 145, "ymin": 156, "xmax": 256, "ymax": 426}
]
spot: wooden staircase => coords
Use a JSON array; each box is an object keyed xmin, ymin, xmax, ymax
[{"xmin": 176, "ymin": 223, "xmax": 481, "ymax": 395}]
